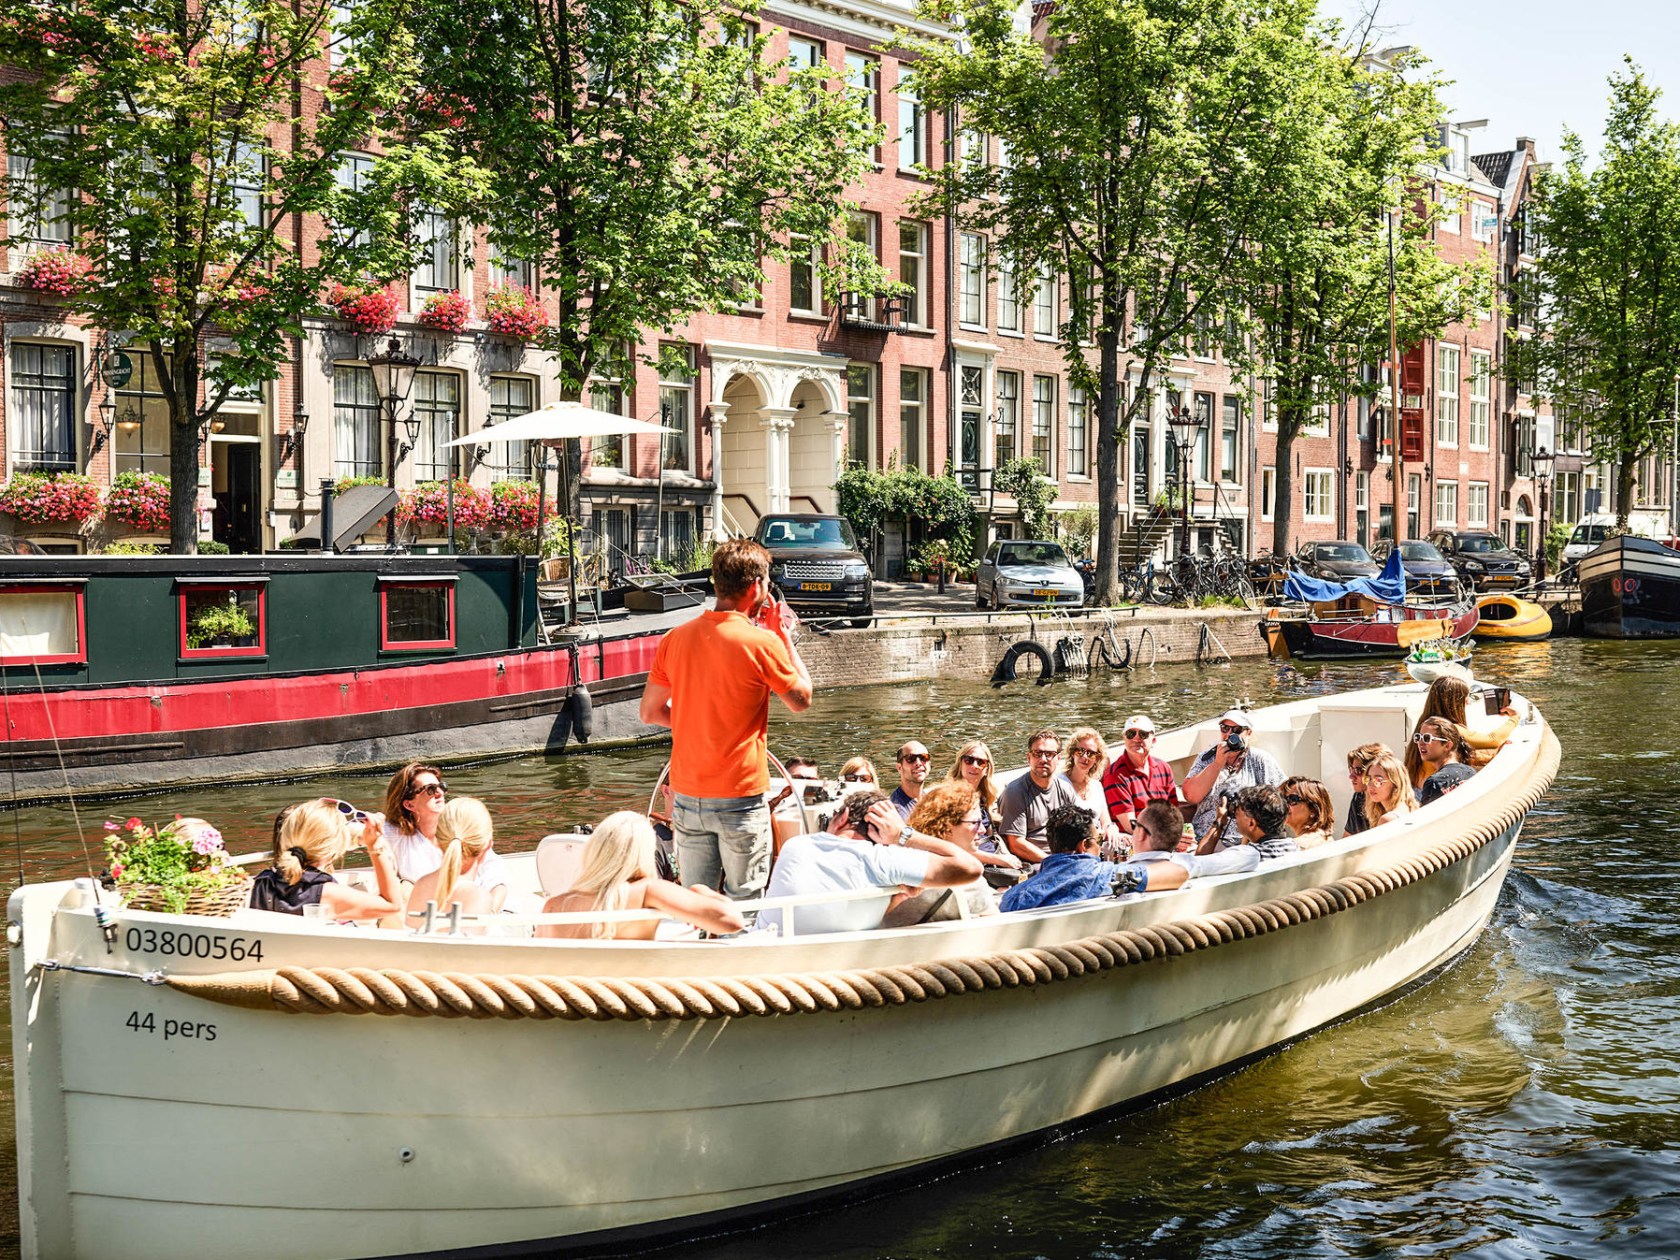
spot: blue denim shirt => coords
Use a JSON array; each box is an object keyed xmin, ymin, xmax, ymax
[{"xmin": 1000, "ymin": 851, "xmax": 1120, "ymax": 912}]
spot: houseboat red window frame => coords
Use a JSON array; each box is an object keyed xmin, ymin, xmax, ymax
[
  {"xmin": 0, "ymin": 581, "xmax": 88, "ymax": 666},
  {"xmin": 176, "ymin": 580, "xmax": 268, "ymax": 661},
  {"xmin": 378, "ymin": 579, "xmax": 457, "ymax": 653}
]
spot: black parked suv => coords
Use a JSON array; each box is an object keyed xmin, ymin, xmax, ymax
[
  {"xmin": 1428, "ymin": 529, "xmax": 1531, "ymax": 591},
  {"xmin": 755, "ymin": 514, "xmax": 874, "ymax": 627}
]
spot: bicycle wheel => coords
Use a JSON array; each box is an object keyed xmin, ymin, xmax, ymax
[
  {"xmin": 1147, "ymin": 574, "xmax": 1176, "ymax": 606},
  {"xmin": 1234, "ymin": 574, "xmax": 1259, "ymax": 610}
]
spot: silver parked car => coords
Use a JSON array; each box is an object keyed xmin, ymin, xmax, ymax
[{"xmin": 977, "ymin": 539, "xmax": 1085, "ymax": 609}]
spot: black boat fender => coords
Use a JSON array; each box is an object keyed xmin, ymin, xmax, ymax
[
  {"xmin": 570, "ymin": 684, "xmax": 594, "ymax": 743},
  {"xmin": 992, "ymin": 640, "xmax": 1055, "ymax": 687}
]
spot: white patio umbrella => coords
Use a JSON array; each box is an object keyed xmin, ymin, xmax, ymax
[{"xmin": 446, "ymin": 401, "xmax": 677, "ymax": 621}]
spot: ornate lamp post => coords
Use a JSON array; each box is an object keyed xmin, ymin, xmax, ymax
[
  {"xmin": 1532, "ymin": 444, "xmax": 1555, "ymax": 585},
  {"xmin": 365, "ymin": 336, "xmax": 422, "ymax": 549},
  {"xmin": 1167, "ymin": 400, "xmax": 1205, "ymax": 559}
]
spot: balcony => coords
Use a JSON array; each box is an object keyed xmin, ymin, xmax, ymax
[{"xmin": 839, "ymin": 292, "xmax": 909, "ymax": 334}]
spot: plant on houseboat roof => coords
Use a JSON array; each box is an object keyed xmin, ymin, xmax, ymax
[
  {"xmin": 103, "ymin": 816, "xmax": 247, "ymax": 916},
  {"xmin": 186, "ymin": 600, "xmax": 255, "ymax": 649},
  {"xmin": 417, "ymin": 288, "xmax": 470, "ymax": 332},
  {"xmin": 103, "ymin": 470, "xmax": 171, "ymax": 534},
  {"xmin": 0, "ymin": 471, "xmax": 103, "ymax": 527},
  {"xmin": 483, "ymin": 284, "xmax": 547, "ymax": 342},
  {"xmin": 15, "ymin": 247, "xmax": 96, "ymax": 296}
]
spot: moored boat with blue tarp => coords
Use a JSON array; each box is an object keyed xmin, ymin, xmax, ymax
[{"xmin": 1262, "ymin": 549, "xmax": 1479, "ymax": 660}]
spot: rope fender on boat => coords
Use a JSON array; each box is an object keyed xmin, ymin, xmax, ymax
[{"xmin": 162, "ymin": 728, "xmax": 1561, "ymax": 1022}]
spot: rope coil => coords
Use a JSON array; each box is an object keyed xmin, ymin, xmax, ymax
[{"xmin": 162, "ymin": 730, "xmax": 1560, "ymax": 1023}]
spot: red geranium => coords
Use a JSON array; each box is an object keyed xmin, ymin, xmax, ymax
[
  {"xmin": 326, "ymin": 281, "xmax": 399, "ymax": 333},
  {"xmin": 398, "ymin": 480, "xmax": 490, "ymax": 532},
  {"xmin": 16, "ymin": 248, "xmax": 95, "ymax": 296},
  {"xmin": 484, "ymin": 285, "xmax": 547, "ymax": 341},
  {"xmin": 417, "ymin": 289, "xmax": 470, "ymax": 332},
  {"xmin": 488, "ymin": 479, "xmax": 540, "ymax": 531},
  {"xmin": 104, "ymin": 471, "xmax": 172, "ymax": 534},
  {"xmin": 0, "ymin": 472, "xmax": 102, "ymax": 526}
]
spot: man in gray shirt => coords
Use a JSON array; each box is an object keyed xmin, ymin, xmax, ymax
[
  {"xmin": 1182, "ymin": 708, "xmax": 1283, "ymax": 848},
  {"xmin": 995, "ymin": 727, "xmax": 1081, "ymax": 866}
]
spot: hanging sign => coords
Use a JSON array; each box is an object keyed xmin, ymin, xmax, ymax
[{"xmin": 103, "ymin": 350, "xmax": 134, "ymax": 390}]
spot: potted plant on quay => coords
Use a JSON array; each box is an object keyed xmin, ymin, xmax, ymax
[
  {"xmin": 102, "ymin": 815, "xmax": 249, "ymax": 916},
  {"xmin": 185, "ymin": 601, "xmax": 255, "ymax": 649}
]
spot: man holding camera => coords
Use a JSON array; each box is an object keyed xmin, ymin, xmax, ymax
[{"xmin": 1182, "ymin": 708, "xmax": 1284, "ymax": 849}]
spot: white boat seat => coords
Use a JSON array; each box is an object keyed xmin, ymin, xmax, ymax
[{"xmin": 536, "ymin": 834, "xmax": 590, "ymax": 897}]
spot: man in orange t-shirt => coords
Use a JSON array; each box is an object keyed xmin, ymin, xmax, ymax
[{"xmin": 640, "ymin": 538, "xmax": 813, "ymax": 898}]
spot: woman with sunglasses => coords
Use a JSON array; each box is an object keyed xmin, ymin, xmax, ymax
[
  {"xmin": 1362, "ymin": 746, "xmax": 1417, "ymax": 829},
  {"xmin": 1279, "ymin": 776, "xmax": 1334, "ymax": 849},
  {"xmin": 382, "ymin": 763, "xmax": 450, "ymax": 882},
  {"xmin": 839, "ymin": 756, "xmax": 878, "ymax": 787},
  {"xmin": 882, "ymin": 782, "xmax": 1000, "ymax": 926},
  {"xmin": 1403, "ymin": 674, "xmax": 1520, "ymax": 787},
  {"xmin": 943, "ymin": 741, "xmax": 1006, "ymax": 865},
  {"xmin": 1343, "ymin": 742, "xmax": 1384, "ymax": 837},
  {"xmin": 249, "ymin": 799, "xmax": 403, "ymax": 922},
  {"xmin": 1059, "ymin": 727, "xmax": 1124, "ymax": 857}
]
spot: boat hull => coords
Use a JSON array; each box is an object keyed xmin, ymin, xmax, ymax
[
  {"xmin": 1579, "ymin": 535, "xmax": 1680, "ymax": 638},
  {"xmin": 8, "ymin": 693, "xmax": 1557, "ymax": 1260},
  {"xmin": 1272, "ymin": 604, "xmax": 1479, "ymax": 659},
  {"xmin": 1472, "ymin": 594, "xmax": 1552, "ymax": 643}
]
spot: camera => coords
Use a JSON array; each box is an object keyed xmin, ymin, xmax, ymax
[
  {"xmin": 1110, "ymin": 867, "xmax": 1146, "ymax": 897},
  {"xmin": 1223, "ymin": 732, "xmax": 1247, "ymax": 754}
]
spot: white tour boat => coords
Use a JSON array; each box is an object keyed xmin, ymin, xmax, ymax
[{"xmin": 7, "ymin": 682, "xmax": 1559, "ymax": 1260}]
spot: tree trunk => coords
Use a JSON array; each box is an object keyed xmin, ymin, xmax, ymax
[
  {"xmin": 169, "ymin": 406, "xmax": 200, "ymax": 556},
  {"xmin": 1617, "ymin": 458, "xmax": 1637, "ymax": 530},
  {"xmin": 1271, "ymin": 407, "xmax": 1302, "ymax": 556},
  {"xmin": 1093, "ymin": 322, "xmax": 1123, "ymax": 604}
]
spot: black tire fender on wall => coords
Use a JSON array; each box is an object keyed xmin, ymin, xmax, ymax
[{"xmin": 992, "ymin": 639, "xmax": 1055, "ymax": 687}]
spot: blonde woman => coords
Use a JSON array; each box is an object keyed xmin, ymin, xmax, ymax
[
  {"xmin": 249, "ymin": 799, "xmax": 402, "ymax": 922},
  {"xmin": 406, "ymin": 797, "xmax": 506, "ymax": 919},
  {"xmin": 839, "ymin": 756, "xmax": 878, "ymax": 786},
  {"xmin": 1060, "ymin": 726, "xmax": 1123, "ymax": 854},
  {"xmin": 538, "ymin": 811, "xmax": 745, "ymax": 941},
  {"xmin": 1362, "ymin": 747, "xmax": 1418, "ymax": 829},
  {"xmin": 943, "ymin": 740, "xmax": 1008, "ymax": 866},
  {"xmin": 883, "ymin": 782, "xmax": 998, "ymax": 926}
]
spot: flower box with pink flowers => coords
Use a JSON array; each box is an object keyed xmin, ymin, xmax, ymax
[
  {"xmin": 327, "ymin": 281, "xmax": 399, "ymax": 333},
  {"xmin": 15, "ymin": 248, "xmax": 95, "ymax": 296},
  {"xmin": 103, "ymin": 471, "xmax": 172, "ymax": 535},
  {"xmin": 484, "ymin": 285, "xmax": 547, "ymax": 342},
  {"xmin": 0, "ymin": 472, "xmax": 103, "ymax": 529},
  {"xmin": 417, "ymin": 289, "xmax": 471, "ymax": 332}
]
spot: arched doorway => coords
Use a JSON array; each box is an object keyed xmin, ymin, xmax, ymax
[
  {"xmin": 1512, "ymin": 494, "xmax": 1534, "ymax": 557},
  {"xmin": 719, "ymin": 371, "xmax": 769, "ymax": 535}
]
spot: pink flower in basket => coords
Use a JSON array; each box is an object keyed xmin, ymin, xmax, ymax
[
  {"xmin": 417, "ymin": 289, "xmax": 470, "ymax": 332},
  {"xmin": 484, "ymin": 285, "xmax": 547, "ymax": 341},
  {"xmin": 104, "ymin": 471, "xmax": 172, "ymax": 534},
  {"xmin": 16, "ymin": 248, "xmax": 95, "ymax": 296},
  {"xmin": 488, "ymin": 479, "xmax": 541, "ymax": 532},
  {"xmin": 327, "ymin": 281, "xmax": 399, "ymax": 333},
  {"xmin": 0, "ymin": 472, "xmax": 103, "ymax": 527}
]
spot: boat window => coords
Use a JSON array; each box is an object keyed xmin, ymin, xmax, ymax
[
  {"xmin": 381, "ymin": 581, "xmax": 455, "ymax": 651},
  {"xmin": 0, "ymin": 583, "xmax": 86, "ymax": 665},
  {"xmin": 178, "ymin": 583, "xmax": 266, "ymax": 660}
]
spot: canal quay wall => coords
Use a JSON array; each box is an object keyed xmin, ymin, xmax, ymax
[{"xmin": 799, "ymin": 607, "xmax": 1266, "ymax": 690}]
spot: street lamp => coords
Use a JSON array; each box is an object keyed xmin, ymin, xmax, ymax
[
  {"xmin": 1167, "ymin": 400, "xmax": 1205, "ymax": 559},
  {"xmin": 1531, "ymin": 444, "xmax": 1555, "ymax": 585},
  {"xmin": 365, "ymin": 335, "xmax": 422, "ymax": 549}
]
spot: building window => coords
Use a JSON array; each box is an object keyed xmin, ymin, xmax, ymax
[
  {"xmin": 789, "ymin": 234, "xmax": 822, "ymax": 316},
  {"xmin": 897, "ymin": 220, "xmax": 927, "ymax": 327},
  {"xmin": 958, "ymin": 363, "xmax": 983, "ymax": 477},
  {"xmin": 230, "ymin": 140, "xmax": 264, "ymax": 230},
  {"xmin": 412, "ymin": 207, "xmax": 458, "ymax": 294},
  {"xmin": 1192, "ymin": 308, "xmax": 1214, "ymax": 359},
  {"xmin": 847, "ymin": 363, "xmax": 874, "ymax": 468},
  {"xmin": 178, "ymin": 583, "xmax": 265, "ymax": 660},
  {"xmin": 959, "ymin": 233, "xmax": 986, "ymax": 327},
  {"xmin": 1032, "ymin": 263, "xmax": 1058, "ymax": 338},
  {"xmin": 411, "ymin": 370, "xmax": 460, "ymax": 483},
  {"xmin": 788, "ymin": 36, "xmax": 824, "ymax": 70},
  {"xmin": 896, "ymin": 73, "xmax": 923, "ymax": 170},
  {"xmin": 998, "ymin": 250, "xmax": 1022, "ymax": 334},
  {"xmin": 113, "ymin": 348, "xmax": 171, "ymax": 477},
  {"xmin": 659, "ymin": 345, "xmax": 694, "ymax": 473},
  {"xmin": 1356, "ymin": 470, "xmax": 1368, "ymax": 513},
  {"xmin": 328, "ymin": 0, "xmax": 358, "ymax": 68},
  {"xmin": 1067, "ymin": 385, "xmax": 1088, "ymax": 477},
  {"xmin": 7, "ymin": 128, "xmax": 76, "ymax": 247},
  {"xmin": 1303, "ymin": 469, "xmax": 1333, "ymax": 520},
  {"xmin": 489, "ymin": 250, "xmax": 533, "ymax": 291},
  {"xmin": 1435, "ymin": 345, "xmax": 1460, "ymax": 446},
  {"xmin": 1261, "ymin": 467, "xmax": 1276, "ymax": 520},
  {"xmin": 659, "ymin": 508, "xmax": 695, "ymax": 560},
  {"xmin": 1435, "ymin": 480, "xmax": 1458, "ymax": 526},
  {"xmin": 995, "ymin": 371, "xmax": 1019, "ymax": 468},
  {"xmin": 1260, "ymin": 377, "xmax": 1276, "ymax": 432},
  {"xmin": 962, "ymin": 128, "xmax": 987, "ymax": 168},
  {"xmin": 1438, "ymin": 187, "xmax": 1460, "ymax": 233},
  {"xmin": 589, "ymin": 380, "xmax": 625, "ymax": 471},
  {"xmin": 379, "ymin": 580, "xmax": 455, "ymax": 652},
  {"xmin": 485, "ymin": 375, "xmax": 535, "ymax": 481},
  {"xmin": 332, "ymin": 152, "xmax": 375, "ymax": 247},
  {"xmin": 1032, "ymin": 375, "xmax": 1056, "ymax": 474},
  {"xmin": 845, "ymin": 52, "xmax": 879, "ymax": 162},
  {"xmin": 10, "ymin": 343, "xmax": 77, "ymax": 472},
  {"xmin": 900, "ymin": 367, "xmax": 927, "ymax": 471},
  {"xmin": 1220, "ymin": 395, "xmax": 1240, "ymax": 482},
  {"xmin": 1471, "ymin": 200, "xmax": 1497, "ymax": 242},
  {"xmin": 333, "ymin": 364, "xmax": 382, "ymax": 479},
  {"xmin": 0, "ymin": 584, "xmax": 86, "ymax": 665},
  {"xmin": 844, "ymin": 210, "xmax": 879, "ymax": 321},
  {"xmin": 1468, "ymin": 350, "xmax": 1491, "ymax": 448},
  {"xmin": 1467, "ymin": 481, "xmax": 1489, "ymax": 527}
]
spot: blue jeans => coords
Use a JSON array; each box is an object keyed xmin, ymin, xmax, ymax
[{"xmin": 673, "ymin": 793, "xmax": 771, "ymax": 900}]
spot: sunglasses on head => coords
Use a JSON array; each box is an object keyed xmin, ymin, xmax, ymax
[
  {"xmin": 961, "ymin": 754, "xmax": 990, "ymax": 767},
  {"xmin": 407, "ymin": 780, "xmax": 447, "ymax": 799},
  {"xmin": 899, "ymin": 752, "xmax": 930, "ymax": 764},
  {"xmin": 321, "ymin": 797, "xmax": 370, "ymax": 824}
]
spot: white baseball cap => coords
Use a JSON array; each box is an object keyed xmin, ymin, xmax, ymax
[
  {"xmin": 1217, "ymin": 708, "xmax": 1253, "ymax": 729},
  {"xmin": 1121, "ymin": 714, "xmax": 1155, "ymax": 734}
]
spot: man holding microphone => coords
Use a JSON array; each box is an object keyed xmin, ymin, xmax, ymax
[{"xmin": 640, "ymin": 539, "xmax": 814, "ymax": 899}]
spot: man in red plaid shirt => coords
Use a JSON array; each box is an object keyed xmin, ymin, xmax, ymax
[{"xmin": 1102, "ymin": 714, "xmax": 1180, "ymax": 841}]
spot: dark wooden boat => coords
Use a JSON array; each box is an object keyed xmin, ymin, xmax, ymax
[
  {"xmin": 1264, "ymin": 595, "xmax": 1479, "ymax": 660},
  {"xmin": 0, "ymin": 554, "xmax": 666, "ymax": 804},
  {"xmin": 1579, "ymin": 534, "xmax": 1680, "ymax": 638}
]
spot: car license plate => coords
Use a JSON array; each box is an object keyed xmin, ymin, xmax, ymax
[
  {"xmin": 799, "ymin": 582, "xmax": 832, "ymax": 592},
  {"xmin": 1032, "ymin": 588, "xmax": 1058, "ymax": 597},
  {"xmin": 1487, "ymin": 575, "xmax": 1517, "ymax": 585}
]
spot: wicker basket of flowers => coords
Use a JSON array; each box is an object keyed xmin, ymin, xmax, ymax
[{"xmin": 104, "ymin": 816, "xmax": 250, "ymax": 917}]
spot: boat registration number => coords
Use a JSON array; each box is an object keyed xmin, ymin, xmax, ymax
[
  {"xmin": 1032, "ymin": 588, "xmax": 1059, "ymax": 598},
  {"xmin": 799, "ymin": 582, "xmax": 832, "ymax": 591},
  {"xmin": 123, "ymin": 926, "xmax": 264, "ymax": 962}
]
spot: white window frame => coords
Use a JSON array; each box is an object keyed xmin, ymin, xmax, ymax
[
  {"xmin": 959, "ymin": 233, "xmax": 986, "ymax": 329},
  {"xmin": 845, "ymin": 53, "xmax": 880, "ymax": 164},
  {"xmin": 994, "ymin": 370, "xmax": 1019, "ymax": 468},
  {"xmin": 411, "ymin": 206, "xmax": 459, "ymax": 296},
  {"xmin": 896, "ymin": 72, "xmax": 923, "ymax": 171},
  {"xmin": 896, "ymin": 220, "xmax": 927, "ymax": 327},
  {"xmin": 846, "ymin": 362, "xmax": 876, "ymax": 469},
  {"xmin": 899, "ymin": 367, "xmax": 927, "ymax": 471},
  {"xmin": 332, "ymin": 151, "xmax": 375, "ymax": 248},
  {"xmin": 1435, "ymin": 344, "xmax": 1460, "ymax": 447},
  {"xmin": 230, "ymin": 140, "xmax": 265, "ymax": 231},
  {"xmin": 1471, "ymin": 200, "xmax": 1497, "ymax": 242},
  {"xmin": 997, "ymin": 249, "xmax": 1022, "ymax": 335},
  {"xmin": 1067, "ymin": 385, "xmax": 1088, "ymax": 479},
  {"xmin": 844, "ymin": 211, "xmax": 879, "ymax": 321},
  {"xmin": 1260, "ymin": 467, "xmax": 1277, "ymax": 521},
  {"xmin": 1438, "ymin": 186, "xmax": 1461, "ymax": 233},
  {"xmin": 1032, "ymin": 262, "xmax": 1058, "ymax": 339},
  {"xmin": 658, "ymin": 343, "xmax": 695, "ymax": 475},
  {"xmin": 1467, "ymin": 480, "xmax": 1489, "ymax": 528},
  {"xmin": 489, "ymin": 248, "xmax": 533, "ymax": 291},
  {"xmin": 789, "ymin": 233, "xmax": 823, "ymax": 317},
  {"xmin": 6, "ymin": 127, "xmax": 76, "ymax": 251},
  {"xmin": 485, "ymin": 374, "xmax": 537, "ymax": 481},
  {"xmin": 9, "ymin": 341, "xmax": 79, "ymax": 473},
  {"xmin": 1031, "ymin": 375, "xmax": 1056, "ymax": 476},
  {"xmin": 1303, "ymin": 468, "xmax": 1333, "ymax": 521},
  {"xmin": 1220, "ymin": 395, "xmax": 1241, "ymax": 484},
  {"xmin": 1468, "ymin": 349, "xmax": 1491, "ymax": 449},
  {"xmin": 787, "ymin": 36, "xmax": 824, "ymax": 71},
  {"xmin": 1435, "ymin": 479, "xmax": 1458, "ymax": 527}
]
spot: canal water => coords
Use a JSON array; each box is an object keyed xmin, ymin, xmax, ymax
[{"xmin": 1, "ymin": 638, "xmax": 1676, "ymax": 1257}]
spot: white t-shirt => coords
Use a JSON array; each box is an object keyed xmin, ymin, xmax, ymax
[
  {"xmin": 383, "ymin": 822, "xmax": 507, "ymax": 891},
  {"xmin": 756, "ymin": 831, "xmax": 932, "ymax": 936}
]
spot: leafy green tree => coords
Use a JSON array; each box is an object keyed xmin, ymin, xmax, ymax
[
  {"xmin": 1522, "ymin": 62, "xmax": 1680, "ymax": 527},
  {"xmin": 904, "ymin": 0, "xmax": 1340, "ymax": 602},
  {"xmin": 406, "ymin": 0, "xmax": 883, "ymax": 520},
  {"xmin": 1238, "ymin": 34, "xmax": 1488, "ymax": 553},
  {"xmin": 992, "ymin": 457, "xmax": 1055, "ymax": 539},
  {"xmin": 0, "ymin": 0, "xmax": 457, "ymax": 552}
]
